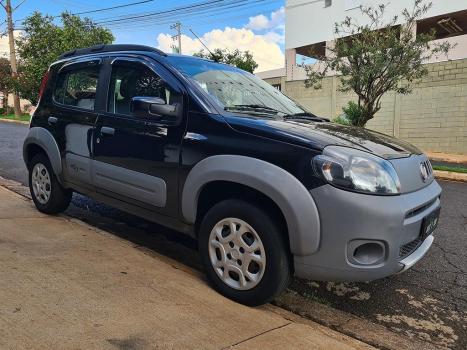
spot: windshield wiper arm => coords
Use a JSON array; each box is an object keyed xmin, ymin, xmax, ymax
[
  {"xmin": 224, "ymin": 106, "xmax": 277, "ymax": 118},
  {"xmin": 225, "ymin": 104, "xmax": 281, "ymax": 114},
  {"xmin": 283, "ymin": 112, "xmax": 329, "ymax": 122}
]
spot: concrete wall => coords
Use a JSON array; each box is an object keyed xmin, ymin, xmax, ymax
[{"xmin": 265, "ymin": 58, "xmax": 467, "ymax": 155}]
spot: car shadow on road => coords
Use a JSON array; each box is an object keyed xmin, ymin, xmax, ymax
[{"xmin": 67, "ymin": 193, "xmax": 202, "ymax": 271}]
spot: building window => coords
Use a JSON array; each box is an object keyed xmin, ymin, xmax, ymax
[
  {"xmin": 324, "ymin": 0, "xmax": 332, "ymax": 8},
  {"xmin": 272, "ymin": 83, "xmax": 281, "ymax": 91}
]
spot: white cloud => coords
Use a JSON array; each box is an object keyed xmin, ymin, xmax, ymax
[
  {"xmin": 156, "ymin": 26, "xmax": 284, "ymax": 72},
  {"xmin": 262, "ymin": 31, "xmax": 284, "ymax": 45},
  {"xmin": 246, "ymin": 14, "xmax": 269, "ymax": 31},
  {"xmin": 246, "ymin": 7, "xmax": 285, "ymax": 31}
]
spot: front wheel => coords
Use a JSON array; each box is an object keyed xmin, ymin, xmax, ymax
[
  {"xmin": 29, "ymin": 153, "xmax": 72, "ymax": 214},
  {"xmin": 199, "ymin": 199, "xmax": 291, "ymax": 306}
]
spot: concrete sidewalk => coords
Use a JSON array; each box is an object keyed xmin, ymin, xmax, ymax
[
  {"xmin": 0, "ymin": 186, "xmax": 372, "ymax": 350},
  {"xmin": 427, "ymin": 152, "xmax": 467, "ymax": 165}
]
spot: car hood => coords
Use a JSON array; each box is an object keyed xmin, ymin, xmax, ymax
[{"xmin": 223, "ymin": 115, "xmax": 422, "ymax": 159}]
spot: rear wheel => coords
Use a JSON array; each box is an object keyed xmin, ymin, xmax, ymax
[
  {"xmin": 29, "ymin": 153, "xmax": 72, "ymax": 214},
  {"xmin": 199, "ymin": 199, "xmax": 291, "ymax": 306}
]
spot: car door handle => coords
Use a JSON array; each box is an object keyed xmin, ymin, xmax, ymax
[
  {"xmin": 48, "ymin": 116, "xmax": 58, "ymax": 124},
  {"xmin": 100, "ymin": 127, "xmax": 115, "ymax": 136}
]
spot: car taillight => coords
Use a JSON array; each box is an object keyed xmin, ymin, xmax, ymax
[{"xmin": 38, "ymin": 71, "xmax": 50, "ymax": 101}]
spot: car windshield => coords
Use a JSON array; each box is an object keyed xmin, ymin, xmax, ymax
[{"xmin": 165, "ymin": 55, "xmax": 309, "ymax": 118}]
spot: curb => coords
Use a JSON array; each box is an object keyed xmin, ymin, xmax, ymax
[
  {"xmin": 434, "ymin": 170, "xmax": 467, "ymax": 183},
  {"xmin": 427, "ymin": 152, "xmax": 467, "ymax": 165},
  {"xmin": 0, "ymin": 118, "xmax": 29, "ymax": 125},
  {"xmin": 0, "ymin": 175, "xmax": 447, "ymax": 350}
]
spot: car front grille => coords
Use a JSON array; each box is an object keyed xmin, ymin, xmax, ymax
[{"xmin": 399, "ymin": 238, "xmax": 423, "ymax": 258}]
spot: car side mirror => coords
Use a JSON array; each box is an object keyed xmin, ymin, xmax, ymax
[{"xmin": 130, "ymin": 96, "xmax": 182, "ymax": 125}]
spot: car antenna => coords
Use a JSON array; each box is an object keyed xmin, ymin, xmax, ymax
[{"xmin": 189, "ymin": 28, "xmax": 217, "ymax": 62}]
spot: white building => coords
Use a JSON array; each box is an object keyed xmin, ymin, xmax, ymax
[{"xmin": 258, "ymin": 0, "xmax": 467, "ymax": 81}]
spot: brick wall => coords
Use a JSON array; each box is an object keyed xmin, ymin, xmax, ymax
[{"xmin": 266, "ymin": 58, "xmax": 467, "ymax": 155}]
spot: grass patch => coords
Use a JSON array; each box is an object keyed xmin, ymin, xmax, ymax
[
  {"xmin": 432, "ymin": 164, "xmax": 467, "ymax": 174},
  {"xmin": 0, "ymin": 113, "xmax": 30, "ymax": 122}
]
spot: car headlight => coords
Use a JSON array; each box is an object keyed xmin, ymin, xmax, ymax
[{"xmin": 313, "ymin": 146, "xmax": 401, "ymax": 195}]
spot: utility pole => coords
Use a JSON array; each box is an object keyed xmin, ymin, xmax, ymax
[
  {"xmin": 170, "ymin": 21, "xmax": 182, "ymax": 54},
  {"xmin": 1, "ymin": 0, "xmax": 23, "ymax": 117}
]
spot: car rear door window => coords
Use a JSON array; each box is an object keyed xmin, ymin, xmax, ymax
[{"xmin": 54, "ymin": 65, "xmax": 100, "ymax": 110}]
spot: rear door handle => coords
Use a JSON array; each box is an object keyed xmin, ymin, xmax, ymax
[
  {"xmin": 100, "ymin": 126, "xmax": 115, "ymax": 136},
  {"xmin": 48, "ymin": 116, "xmax": 58, "ymax": 124}
]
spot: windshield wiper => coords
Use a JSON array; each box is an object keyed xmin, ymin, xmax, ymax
[
  {"xmin": 224, "ymin": 106, "xmax": 278, "ymax": 118},
  {"xmin": 283, "ymin": 112, "xmax": 329, "ymax": 122},
  {"xmin": 225, "ymin": 104, "xmax": 281, "ymax": 114}
]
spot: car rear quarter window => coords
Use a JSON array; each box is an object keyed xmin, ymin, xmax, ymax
[{"xmin": 54, "ymin": 65, "xmax": 100, "ymax": 110}]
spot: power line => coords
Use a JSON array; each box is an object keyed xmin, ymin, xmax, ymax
[
  {"xmin": 94, "ymin": 0, "xmax": 227, "ymax": 25},
  {"xmin": 94, "ymin": 0, "xmax": 274, "ymax": 29},
  {"xmin": 15, "ymin": 0, "xmax": 155, "ymax": 23},
  {"xmin": 64, "ymin": 0, "xmax": 155, "ymax": 16}
]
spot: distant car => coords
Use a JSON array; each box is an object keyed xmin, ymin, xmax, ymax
[{"xmin": 23, "ymin": 44, "xmax": 441, "ymax": 306}]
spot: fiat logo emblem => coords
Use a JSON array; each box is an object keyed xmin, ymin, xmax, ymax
[{"xmin": 420, "ymin": 162, "xmax": 429, "ymax": 182}]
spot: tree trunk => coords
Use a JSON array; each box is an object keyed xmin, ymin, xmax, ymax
[{"xmin": 5, "ymin": 0, "xmax": 21, "ymax": 117}]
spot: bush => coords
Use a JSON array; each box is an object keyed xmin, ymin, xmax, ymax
[
  {"xmin": 333, "ymin": 115, "xmax": 352, "ymax": 126},
  {"xmin": 341, "ymin": 101, "xmax": 365, "ymax": 127}
]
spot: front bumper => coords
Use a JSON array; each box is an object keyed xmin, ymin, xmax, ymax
[{"xmin": 294, "ymin": 180, "xmax": 441, "ymax": 282}]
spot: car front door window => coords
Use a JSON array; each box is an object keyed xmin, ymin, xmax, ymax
[{"xmin": 108, "ymin": 63, "xmax": 176, "ymax": 116}]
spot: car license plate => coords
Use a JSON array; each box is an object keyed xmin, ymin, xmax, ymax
[{"xmin": 420, "ymin": 207, "xmax": 440, "ymax": 240}]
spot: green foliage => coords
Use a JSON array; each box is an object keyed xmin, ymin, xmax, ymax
[
  {"xmin": 432, "ymin": 165, "xmax": 467, "ymax": 174},
  {"xmin": 305, "ymin": 0, "xmax": 454, "ymax": 127},
  {"xmin": 333, "ymin": 115, "xmax": 351, "ymax": 126},
  {"xmin": 14, "ymin": 12, "xmax": 114, "ymax": 104},
  {"xmin": 0, "ymin": 58, "xmax": 12, "ymax": 95},
  {"xmin": 0, "ymin": 58, "xmax": 13, "ymax": 110},
  {"xmin": 194, "ymin": 48, "xmax": 258, "ymax": 73},
  {"xmin": 0, "ymin": 113, "xmax": 30, "ymax": 122},
  {"xmin": 340, "ymin": 101, "xmax": 366, "ymax": 127}
]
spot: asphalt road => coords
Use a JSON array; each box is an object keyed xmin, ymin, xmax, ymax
[{"xmin": 1, "ymin": 121, "xmax": 466, "ymax": 349}]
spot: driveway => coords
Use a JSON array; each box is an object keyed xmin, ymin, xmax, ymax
[{"xmin": 1, "ymin": 121, "xmax": 466, "ymax": 349}]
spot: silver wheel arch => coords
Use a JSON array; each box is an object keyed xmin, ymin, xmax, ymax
[
  {"xmin": 23, "ymin": 127, "xmax": 62, "ymax": 178},
  {"xmin": 181, "ymin": 155, "xmax": 321, "ymax": 256}
]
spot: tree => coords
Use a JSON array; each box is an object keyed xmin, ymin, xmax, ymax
[
  {"xmin": 194, "ymin": 48, "xmax": 258, "ymax": 73},
  {"xmin": 14, "ymin": 12, "xmax": 114, "ymax": 104},
  {"xmin": 305, "ymin": 0, "xmax": 454, "ymax": 127},
  {"xmin": 0, "ymin": 57, "xmax": 12, "ymax": 111}
]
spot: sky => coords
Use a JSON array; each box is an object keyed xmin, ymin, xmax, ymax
[{"xmin": 0, "ymin": 0, "xmax": 286, "ymax": 72}]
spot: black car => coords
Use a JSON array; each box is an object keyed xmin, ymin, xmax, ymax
[{"xmin": 24, "ymin": 44, "xmax": 441, "ymax": 306}]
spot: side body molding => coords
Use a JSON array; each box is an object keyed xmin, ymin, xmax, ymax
[
  {"xmin": 181, "ymin": 155, "xmax": 320, "ymax": 256},
  {"xmin": 23, "ymin": 127, "xmax": 63, "ymax": 176}
]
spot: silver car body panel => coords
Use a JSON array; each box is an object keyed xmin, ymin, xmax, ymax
[{"xmin": 181, "ymin": 155, "xmax": 321, "ymax": 256}]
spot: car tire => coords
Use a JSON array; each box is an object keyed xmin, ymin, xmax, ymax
[
  {"xmin": 29, "ymin": 153, "xmax": 72, "ymax": 214},
  {"xmin": 199, "ymin": 199, "xmax": 291, "ymax": 306}
]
